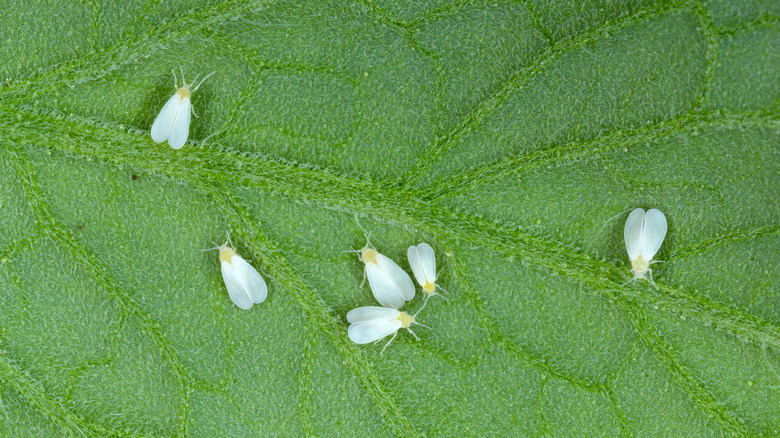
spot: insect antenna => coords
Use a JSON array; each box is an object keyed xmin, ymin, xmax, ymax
[
  {"xmin": 192, "ymin": 71, "xmax": 216, "ymax": 92},
  {"xmin": 414, "ymin": 322, "xmax": 432, "ymax": 330}
]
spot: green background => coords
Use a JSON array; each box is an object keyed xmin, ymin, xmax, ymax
[{"xmin": 0, "ymin": 0, "xmax": 778, "ymax": 436}]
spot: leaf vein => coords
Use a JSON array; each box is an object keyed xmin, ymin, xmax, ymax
[{"xmin": 404, "ymin": 0, "xmax": 687, "ymax": 185}]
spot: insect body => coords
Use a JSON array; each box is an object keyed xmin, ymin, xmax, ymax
[
  {"xmin": 347, "ymin": 306, "xmax": 420, "ymax": 354},
  {"xmin": 624, "ymin": 208, "xmax": 667, "ymax": 287},
  {"xmin": 360, "ymin": 243, "xmax": 415, "ymax": 309},
  {"xmin": 151, "ymin": 69, "xmax": 214, "ymax": 149},
  {"xmin": 407, "ymin": 242, "xmax": 445, "ymax": 301},
  {"xmin": 214, "ymin": 236, "xmax": 267, "ymax": 309}
]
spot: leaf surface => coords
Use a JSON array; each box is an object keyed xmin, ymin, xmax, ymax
[{"xmin": 0, "ymin": 0, "xmax": 778, "ymax": 436}]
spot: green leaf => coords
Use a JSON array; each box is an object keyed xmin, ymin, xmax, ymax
[{"xmin": 0, "ymin": 0, "xmax": 778, "ymax": 436}]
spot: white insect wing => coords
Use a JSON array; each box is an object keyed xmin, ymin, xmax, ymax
[
  {"xmin": 167, "ymin": 97, "xmax": 191, "ymax": 150},
  {"xmin": 366, "ymin": 262, "xmax": 404, "ymax": 309},
  {"xmin": 221, "ymin": 254, "xmax": 267, "ymax": 309},
  {"xmin": 348, "ymin": 319, "xmax": 403, "ymax": 344},
  {"xmin": 150, "ymin": 94, "xmax": 182, "ymax": 143},
  {"xmin": 640, "ymin": 209, "xmax": 667, "ymax": 260},
  {"xmin": 407, "ymin": 245, "xmax": 426, "ymax": 287},
  {"xmin": 366, "ymin": 254, "xmax": 415, "ymax": 308},
  {"xmin": 416, "ymin": 243, "xmax": 437, "ymax": 284},
  {"xmin": 221, "ymin": 259, "xmax": 254, "ymax": 309},
  {"xmin": 236, "ymin": 256, "xmax": 268, "ymax": 303},
  {"xmin": 624, "ymin": 208, "xmax": 646, "ymax": 261},
  {"xmin": 347, "ymin": 306, "xmax": 400, "ymax": 323}
]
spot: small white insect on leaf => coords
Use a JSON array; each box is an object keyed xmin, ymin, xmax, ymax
[
  {"xmin": 358, "ymin": 239, "xmax": 415, "ymax": 309},
  {"xmin": 205, "ymin": 232, "xmax": 267, "ymax": 309},
  {"xmin": 407, "ymin": 243, "xmax": 448, "ymax": 304},
  {"xmin": 624, "ymin": 208, "xmax": 668, "ymax": 288},
  {"xmin": 151, "ymin": 68, "xmax": 215, "ymax": 150},
  {"xmin": 347, "ymin": 306, "xmax": 426, "ymax": 355}
]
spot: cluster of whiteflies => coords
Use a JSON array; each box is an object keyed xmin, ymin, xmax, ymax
[
  {"xmin": 203, "ymin": 235, "xmax": 444, "ymax": 353},
  {"xmin": 204, "ymin": 215, "xmax": 668, "ymax": 354},
  {"xmin": 171, "ymin": 70, "xmax": 669, "ymax": 348},
  {"xmin": 346, "ymin": 241, "xmax": 445, "ymax": 354},
  {"xmin": 339, "ymin": 208, "xmax": 668, "ymax": 355}
]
